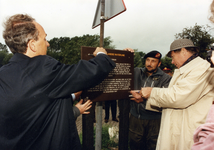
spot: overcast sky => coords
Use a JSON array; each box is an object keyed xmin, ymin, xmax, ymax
[{"xmin": 0, "ymin": 0, "xmax": 214, "ymax": 56}]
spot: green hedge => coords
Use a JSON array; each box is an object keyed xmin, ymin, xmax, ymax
[{"xmin": 79, "ymin": 124, "xmax": 118, "ymax": 150}]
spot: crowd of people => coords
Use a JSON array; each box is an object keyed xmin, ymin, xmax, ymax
[
  {"xmin": 129, "ymin": 38, "xmax": 214, "ymax": 150},
  {"xmin": 1, "ymin": 1, "xmax": 214, "ymax": 150}
]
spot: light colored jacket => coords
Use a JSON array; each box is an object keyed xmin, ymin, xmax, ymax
[{"xmin": 146, "ymin": 57, "xmax": 214, "ymax": 150}]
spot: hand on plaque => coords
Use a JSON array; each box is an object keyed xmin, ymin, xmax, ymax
[
  {"xmin": 123, "ymin": 48, "xmax": 134, "ymax": 53},
  {"xmin": 93, "ymin": 47, "xmax": 107, "ymax": 56}
]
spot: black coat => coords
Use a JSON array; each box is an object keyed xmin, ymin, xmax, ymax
[{"xmin": 0, "ymin": 53, "xmax": 115, "ymax": 150}]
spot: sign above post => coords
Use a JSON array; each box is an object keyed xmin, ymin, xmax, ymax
[{"xmin": 92, "ymin": 0, "xmax": 126, "ymax": 29}]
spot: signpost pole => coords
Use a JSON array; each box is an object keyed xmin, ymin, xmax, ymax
[
  {"xmin": 99, "ymin": 0, "xmax": 105, "ymax": 47},
  {"xmin": 95, "ymin": 0, "xmax": 105, "ymax": 150}
]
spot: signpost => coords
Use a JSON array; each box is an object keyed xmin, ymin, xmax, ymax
[
  {"xmin": 82, "ymin": 1, "xmax": 128, "ymax": 150},
  {"xmin": 81, "ymin": 47, "xmax": 133, "ymax": 150},
  {"xmin": 96, "ymin": 1, "xmax": 105, "ymax": 149},
  {"xmin": 92, "ymin": 0, "xmax": 126, "ymax": 29}
]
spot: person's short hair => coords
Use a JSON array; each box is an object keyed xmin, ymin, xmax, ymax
[
  {"xmin": 3, "ymin": 14, "xmax": 39, "ymax": 54},
  {"xmin": 173, "ymin": 47, "xmax": 199, "ymax": 55},
  {"xmin": 185, "ymin": 47, "xmax": 199, "ymax": 54}
]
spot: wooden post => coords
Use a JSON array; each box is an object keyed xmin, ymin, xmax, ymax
[
  {"xmin": 82, "ymin": 104, "xmax": 95, "ymax": 150},
  {"xmin": 118, "ymin": 98, "xmax": 130, "ymax": 150},
  {"xmin": 95, "ymin": 0, "xmax": 105, "ymax": 150}
]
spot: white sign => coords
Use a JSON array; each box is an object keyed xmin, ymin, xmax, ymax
[{"xmin": 92, "ymin": 0, "xmax": 126, "ymax": 29}]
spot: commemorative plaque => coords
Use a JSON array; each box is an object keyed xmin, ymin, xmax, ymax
[{"xmin": 81, "ymin": 46, "xmax": 134, "ymax": 102}]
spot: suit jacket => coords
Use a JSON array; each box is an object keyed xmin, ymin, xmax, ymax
[
  {"xmin": 0, "ymin": 53, "xmax": 115, "ymax": 150},
  {"xmin": 146, "ymin": 57, "xmax": 214, "ymax": 150}
]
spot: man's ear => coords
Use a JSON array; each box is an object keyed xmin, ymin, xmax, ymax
[
  {"xmin": 181, "ymin": 48, "xmax": 186, "ymax": 55},
  {"xmin": 28, "ymin": 39, "xmax": 36, "ymax": 52},
  {"xmin": 158, "ymin": 61, "xmax": 161, "ymax": 67}
]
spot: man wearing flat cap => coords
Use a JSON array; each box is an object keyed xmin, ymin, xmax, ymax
[
  {"xmin": 125, "ymin": 49, "xmax": 171, "ymax": 150},
  {"xmin": 130, "ymin": 39, "xmax": 214, "ymax": 150}
]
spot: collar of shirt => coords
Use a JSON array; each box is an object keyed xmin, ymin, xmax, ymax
[{"xmin": 181, "ymin": 53, "xmax": 198, "ymax": 67}]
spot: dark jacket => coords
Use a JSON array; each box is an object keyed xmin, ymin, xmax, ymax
[
  {"xmin": 0, "ymin": 53, "xmax": 115, "ymax": 150},
  {"xmin": 130, "ymin": 67, "xmax": 171, "ymax": 120}
]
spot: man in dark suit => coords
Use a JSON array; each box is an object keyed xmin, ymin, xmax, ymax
[{"xmin": 0, "ymin": 14, "xmax": 115, "ymax": 150}]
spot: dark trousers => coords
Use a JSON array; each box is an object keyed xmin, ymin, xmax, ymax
[
  {"xmin": 129, "ymin": 114, "xmax": 161, "ymax": 150},
  {"xmin": 104, "ymin": 100, "xmax": 117, "ymax": 120}
]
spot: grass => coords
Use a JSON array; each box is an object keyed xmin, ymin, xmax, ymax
[{"xmin": 79, "ymin": 124, "xmax": 118, "ymax": 150}]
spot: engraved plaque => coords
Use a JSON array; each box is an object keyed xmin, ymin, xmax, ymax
[{"xmin": 81, "ymin": 46, "xmax": 134, "ymax": 102}]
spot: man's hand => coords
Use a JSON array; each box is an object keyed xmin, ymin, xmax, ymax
[
  {"xmin": 93, "ymin": 47, "xmax": 107, "ymax": 56},
  {"xmin": 130, "ymin": 90, "xmax": 144, "ymax": 103},
  {"xmin": 140, "ymin": 87, "xmax": 153, "ymax": 99},
  {"xmin": 124, "ymin": 48, "xmax": 134, "ymax": 53},
  {"xmin": 75, "ymin": 99, "xmax": 92, "ymax": 114},
  {"xmin": 74, "ymin": 91, "xmax": 82, "ymax": 100}
]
